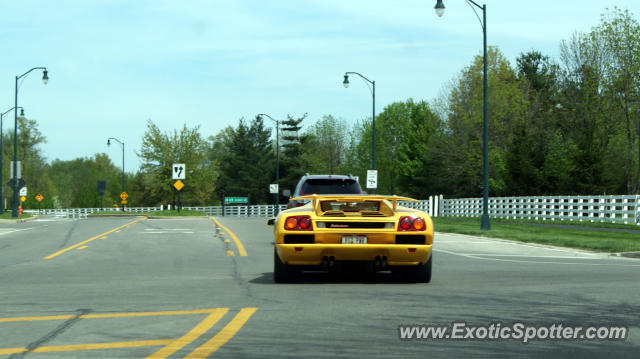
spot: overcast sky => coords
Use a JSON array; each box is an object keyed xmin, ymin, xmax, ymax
[{"xmin": 1, "ymin": 0, "xmax": 639, "ymax": 172}]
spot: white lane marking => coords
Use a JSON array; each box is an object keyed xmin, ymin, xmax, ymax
[
  {"xmin": 141, "ymin": 231, "xmax": 195, "ymax": 234},
  {"xmin": 144, "ymin": 229, "xmax": 192, "ymax": 231},
  {"xmin": 434, "ymin": 248, "xmax": 640, "ymax": 267},
  {"xmin": 0, "ymin": 228, "xmax": 34, "ymax": 236}
]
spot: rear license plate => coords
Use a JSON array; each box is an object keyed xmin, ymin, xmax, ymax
[{"xmin": 341, "ymin": 235, "xmax": 367, "ymax": 244}]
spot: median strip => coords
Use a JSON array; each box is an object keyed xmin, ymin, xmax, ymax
[
  {"xmin": 211, "ymin": 217, "xmax": 247, "ymax": 256},
  {"xmin": 44, "ymin": 217, "xmax": 146, "ymax": 259}
]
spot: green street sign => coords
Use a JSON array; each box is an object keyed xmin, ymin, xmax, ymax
[{"xmin": 224, "ymin": 197, "xmax": 248, "ymax": 204}]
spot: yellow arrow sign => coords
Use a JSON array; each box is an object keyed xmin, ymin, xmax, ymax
[{"xmin": 120, "ymin": 192, "xmax": 128, "ymax": 200}]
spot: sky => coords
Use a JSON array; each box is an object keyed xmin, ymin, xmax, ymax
[{"xmin": 1, "ymin": 0, "xmax": 640, "ymax": 172}]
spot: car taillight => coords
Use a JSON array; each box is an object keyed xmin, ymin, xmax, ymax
[
  {"xmin": 413, "ymin": 217, "xmax": 426, "ymax": 231},
  {"xmin": 398, "ymin": 216, "xmax": 427, "ymax": 232},
  {"xmin": 299, "ymin": 217, "xmax": 311, "ymax": 229},
  {"xmin": 399, "ymin": 217, "xmax": 412, "ymax": 230},
  {"xmin": 284, "ymin": 215, "xmax": 313, "ymax": 231}
]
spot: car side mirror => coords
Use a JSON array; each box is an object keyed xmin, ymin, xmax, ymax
[
  {"xmin": 282, "ymin": 189, "xmax": 291, "ymax": 197},
  {"xmin": 267, "ymin": 218, "xmax": 276, "ymax": 226}
]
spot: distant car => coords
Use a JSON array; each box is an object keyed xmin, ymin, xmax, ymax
[
  {"xmin": 268, "ymin": 194, "xmax": 434, "ymax": 283},
  {"xmin": 287, "ymin": 174, "xmax": 362, "ymax": 208}
]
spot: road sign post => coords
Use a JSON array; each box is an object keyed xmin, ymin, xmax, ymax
[
  {"xmin": 366, "ymin": 170, "xmax": 378, "ymax": 190},
  {"xmin": 97, "ymin": 180, "xmax": 106, "ymax": 210},
  {"xmin": 119, "ymin": 192, "xmax": 128, "ymax": 211},
  {"xmin": 172, "ymin": 163, "xmax": 186, "ymax": 180},
  {"xmin": 35, "ymin": 194, "xmax": 43, "ymax": 214},
  {"xmin": 173, "ymin": 180, "xmax": 184, "ymax": 212},
  {"xmin": 172, "ymin": 164, "xmax": 186, "ymax": 212}
]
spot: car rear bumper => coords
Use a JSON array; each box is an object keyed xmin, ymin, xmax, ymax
[{"xmin": 276, "ymin": 243, "xmax": 432, "ymax": 266}]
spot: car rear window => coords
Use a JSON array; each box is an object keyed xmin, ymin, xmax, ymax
[{"xmin": 300, "ymin": 179, "xmax": 361, "ymax": 195}]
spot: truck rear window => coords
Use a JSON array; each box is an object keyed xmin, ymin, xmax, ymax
[{"xmin": 300, "ymin": 179, "xmax": 361, "ymax": 195}]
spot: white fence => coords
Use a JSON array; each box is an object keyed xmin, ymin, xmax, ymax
[
  {"xmin": 25, "ymin": 205, "xmax": 288, "ymax": 219},
  {"xmin": 439, "ymin": 195, "xmax": 640, "ymax": 225},
  {"xmin": 23, "ymin": 195, "xmax": 640, "ymax": 224}
]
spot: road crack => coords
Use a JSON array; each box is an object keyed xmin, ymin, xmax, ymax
[{"xmin": 9, "ymin": 308, "xmax": 91, "ymax": 358}]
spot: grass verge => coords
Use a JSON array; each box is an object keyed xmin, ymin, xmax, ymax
[
  {"xmin": 432, "ymin": 217, "xmax": 640, "ymax": 253},
  {"xmin": 0, "ymin": 212, "xmax": 33, "ymax": 220}
]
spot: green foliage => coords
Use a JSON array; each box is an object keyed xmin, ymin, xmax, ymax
[
  {"xmin": 213, "ymin": 117, "xmax": 273, "ymax": 204},
  {"xmin": 48, "ymin": 154, "xmax": 122, "ymax": 208},
  {"xmin": 302, "ymin": 115, "xmax": 351, "ymax": 174},
  {"xmin": 279, "ymin": 113, "xmax": 311, "ymax": 193},
  {"xmin": 136, "ymin": 120, "xmax": 216, "ymax": 206}
]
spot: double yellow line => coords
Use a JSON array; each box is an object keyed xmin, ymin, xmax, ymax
[
  {"xmin": 149, "ymin": 307, "xmax": 258, "ymax": 359},
  {"xmin": 211, "ymin": 217, "xmax": 247, "ymax": 257},
  {"xmin": 0, "ymin": 307, "xmax": 259, "ymax": 357}
]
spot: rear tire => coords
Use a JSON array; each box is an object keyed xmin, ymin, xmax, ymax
[
  {"xmin": 274, "ymin": 248, "xmax": 295, "ymax": 283},
  {"xmin": 407, "ymin": 253, "xmax": 432, "ymax": 283}
]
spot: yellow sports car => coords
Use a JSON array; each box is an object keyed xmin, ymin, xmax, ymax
[{"xmin": 268, "ymin": 195, "xmax": 433, "ymax": 283}]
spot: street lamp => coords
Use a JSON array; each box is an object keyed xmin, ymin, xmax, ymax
[
  {"xmin": 1, "ymin": 107, "xmax": 23, "ymax": 214},
  {"xmin": 257, "ymin": 113, "xmax": 280, "ymax": 215},
  {"xmin": 343, "ymin": 71, "xmax": 376, "ymax": 193},
  {"xmin": 435, "ymin": 0, "xmax": 490, "ymax": 230},
  {"xmin": 12, "ymin": 67, "xmax": 48, "ymax": 218},
  {"xmin": 107, "ymin": 137, "xmax": 125, "ymax": 211}
]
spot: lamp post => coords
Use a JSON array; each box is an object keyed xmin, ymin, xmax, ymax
[
  {"xmin": 257, "ymin": 114, "xmax": 280, "ymax": 215},
  {"xmin": 107, "ymin": 137, "xmax": 125, "ymax": 211},
  {"xmin": 343, "ymin": 72, "xmax": 376, "ymax": 193},
  {"xmin": 12, "ymin": 67, "xmax": 48, "ymax": 218},
  {"xmin": 435, "ymin": 0, "xmax": 490, "ymax": 230},
  {"xmin": 1, "ymin": 107, "xmax": 23, "ymax": 214}
]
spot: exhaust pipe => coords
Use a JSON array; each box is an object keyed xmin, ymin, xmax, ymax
[{"xmin": 322, "ymin": 256, "xmax": 329, "ymax": 271}]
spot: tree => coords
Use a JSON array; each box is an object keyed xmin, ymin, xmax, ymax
[
  {"xmin": 3, "ymin": 116, "xmax": 55, "ymax": 209},
  {"xmin": 442, "ymin": 47, "xmax": 529, "ymax": 197},
  {"xmin": 359, "ymin": 99, "xmax": 441, "ymax": 196},
  {"xmin": 279, "ymin": 113, "xmax": 311, "ymax": 193},
  {"xmin": 302, "ymin": 115, "xmax": 350, "ymax": 174},
  {"xmin": 594, "ymin": 7, "xmax": 640, "ymax": 193},
  {"xmin": 137, "ymin": 120, "xmax": 216, "ymax": 206},
  {"xmin": 507, "ymin": 50, "xmax": 562, "ymax": 195},
  {"xmin": 214, "ymin": 117, "xmax": 273, "ymax": 204},
  {"xmin": 48, "ymin": 155, "xmax": 122, "ymax": 208}
]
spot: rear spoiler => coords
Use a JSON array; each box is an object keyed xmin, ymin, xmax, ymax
[{"xmin": 291, "ymin": 194, "xmax": 418, "ymax": 212}]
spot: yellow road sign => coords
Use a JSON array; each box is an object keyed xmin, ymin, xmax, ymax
[
  {"xmin": 173, "ymin": 180, "xmax": 185, "ymax": 191},
  {"xmin": 121, "ymin": 200, "xmax": 128, "ymax": 204},
  {"xmin": 20, "ymin": 196, "xmax": 26, "ymax": 202},
  {"xmin": 35, "ymin": 194, "xmax": 44, "ymax": 202},
  {"xmin": 120, "ymin": 192, "xmax": 128, "ymax": 200}
]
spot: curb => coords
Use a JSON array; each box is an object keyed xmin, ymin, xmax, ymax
[
  {"xmin": 617, "ymin": 252, "xmax": 640, "ymax": 259},
  {"xmin": 0, "ymin": 215, "xmax": 38, "ymax": 223}
]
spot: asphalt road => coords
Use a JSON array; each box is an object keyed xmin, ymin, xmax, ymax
[{"xmin": 0, "ymin": 215, "xmax": 638, "ymax": 358}]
